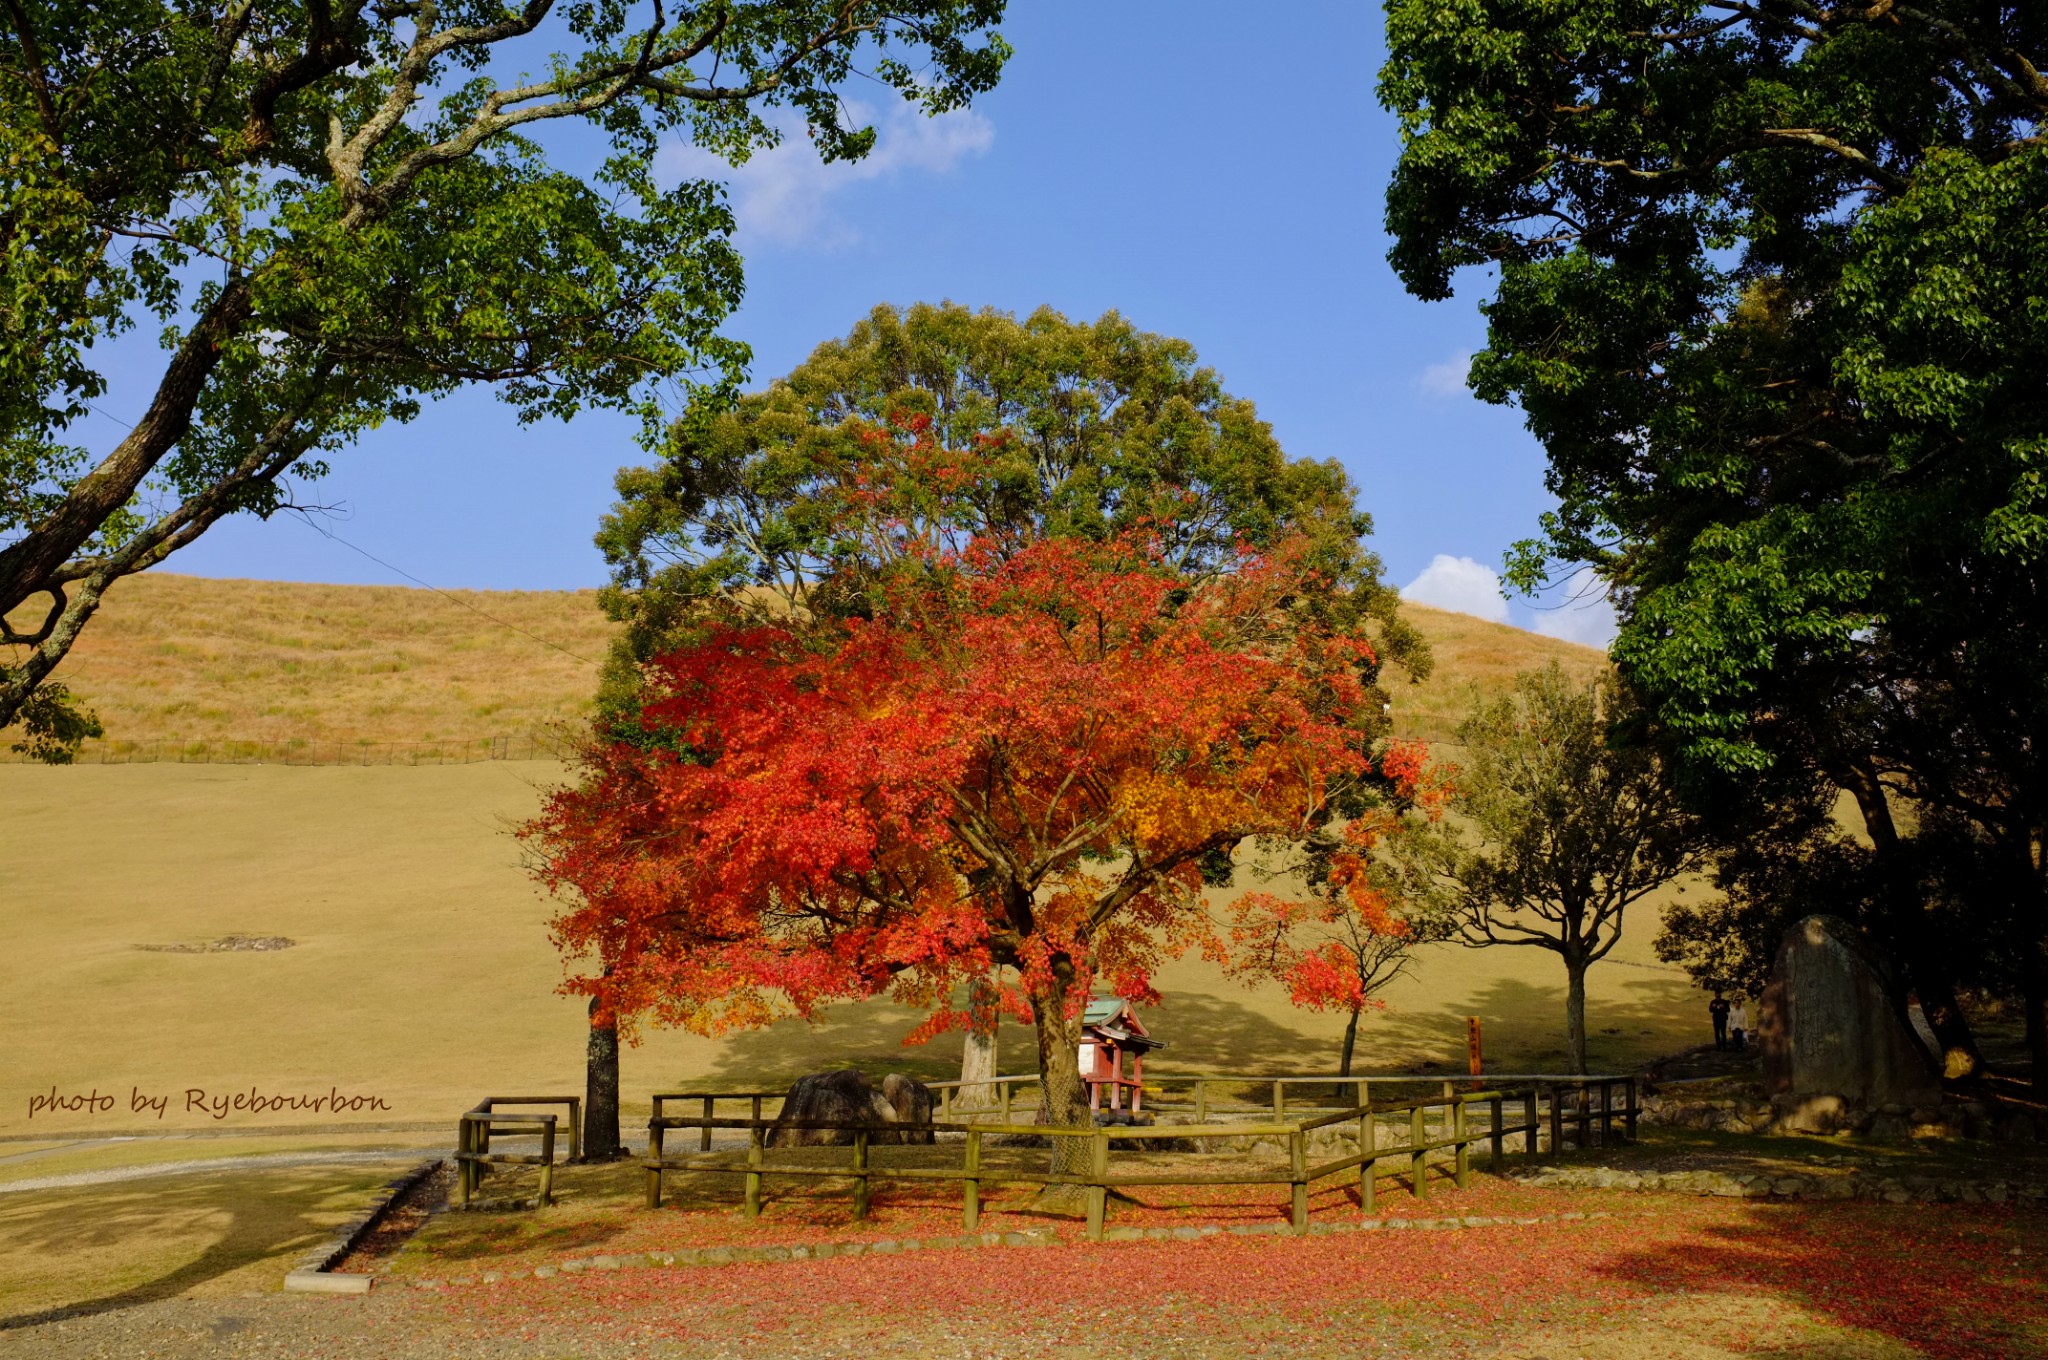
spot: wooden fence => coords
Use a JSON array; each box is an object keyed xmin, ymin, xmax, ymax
[
  {"xmin": 455, "ymin": 1094, "xmax": 582, "ymax": 1207},
  {"xmin": 927, "ymin": 1071, "xmax": 1637, "ymax": 1127},
  {"xmin": 642, "ymin": 1078, "xmax": 1637, "ymax": 1242}
]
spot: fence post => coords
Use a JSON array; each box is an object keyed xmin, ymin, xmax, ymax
[
  {"xmin": 1600, "ymin": 1080, "xmax": 1614, "ymax": 1146},
  {"xmin": 1359, "ymin": 1111, "xmax": 1376, "ymax": 1214},
  {"xmin": 647, "ymin": 1122, "xmax": 665, "ymax": 1209},
  {"xmin": 458, "ymin": 1118, "xmax": 474, "ymax": 1207},
  {"xmin": 1454, "ymin": 1099, "xmax": 1472, "ymax": 1190},
  {"xmin": 539, "ymin": 1120, "xmax": 557, "ymax": 1207},
  {"xmin": 701, "ymin": 1096, "xmax": 714, "ymax": 1153},
  {"xmin": 1001, "ymin": 1081, "xmax": 1013, "ymax": 1125},
  {"xmin": 1086, "ymin": 1128, "xmax": 1109, "ymax": 1242},
  {"xmin": 1524, "ymin": 1090, "xmax": 1539, "ymax": 1160},
  {"xmin": 1549, "ymin": 1085, "xmax": 1565, "ymax": 1155},
  {"xmin": 745, "ymin": 1124, "xmax": 763, "ymax": 1220},
  {"xmin": 1577, "ymin": 1081, "xmax": 1592, "ymax": 1150},
  {"xmin": 1195, "ymin": 1079, "xmax": 1208, "ymax": 1124},
  {"xmin": 963, "ymin": 1130, "xmax": 982, "ymax": 1231},
  {"xmin": 1489, "ymin": 1096, "xmax": 1504, "ymax": 1171},
  {"xmin": 752, "ymin": 1094, "xmax": 764, "ymax": 1125},
  {"xmin": 1625, "ymin": 1078, "xmax": 1640, "ymax": 1142},
  {"xmin": 1272, "ymin": 1080, "xmax": 1285, "ymax": 1121},
  {"xmin": 853, "ymin": 1129, "xmax": 871, "ymax": 1221},
  {"xmin": 1410, "ymin": 1104, "xmax": 1428, "ymax": 1200},
  {"xmin": 1289, "ymin": 1126, "xmax": 1309, "ymax": 1234}
]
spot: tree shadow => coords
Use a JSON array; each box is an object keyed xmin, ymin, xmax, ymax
[
  {"xmin": 0, "ymin": 1160, "xmax": 417, "ymax": 1330},
  {"xmin": 1590, "ymin": 1200, "xmax": 2048, "ymax": 1357},
  {"xmin": 1364, "ymin": 970, "xmax": 1700, "ymax": 1074}
]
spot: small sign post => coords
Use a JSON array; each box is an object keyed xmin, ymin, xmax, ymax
[{"xmin": 1467, "ymin": 1016, "xmax": 1483, "ymax": 1085}]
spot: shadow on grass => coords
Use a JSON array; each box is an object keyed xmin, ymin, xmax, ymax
[
  {"xmin": 685, "ymin": 955, "xmax": 1700, "ymax": 1101},
  {"xmin": 1592, "ymin": 1199, "xmax": 2048, "ymax": 1360},
  {"xmin": 0, "ymin": 1162, "xmax": 412, "ymax": 1330},
  {"xmin": 1358, "ymin": 970, "xmax": 1699, "ymax": 1075}
]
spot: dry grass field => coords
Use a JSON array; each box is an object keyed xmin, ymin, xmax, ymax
[
  {"xmin": 2, "ymin": 573, "xmax": 1682, "ymax": 1137},
  {"xmin": 1, "ymin": 760, "xmax": 1701, "ymax": 1140},
  {"xmin": 4, "ymin": 571, "xmax": 1605, "ymax": 753}
]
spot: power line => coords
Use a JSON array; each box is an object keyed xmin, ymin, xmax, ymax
[
  {"xmin": 76, "ymin": 396, "xmax": 600, "ymax": 666},
  {"xmin": 289, "ymin": 512, "xmax": 601, "ymax": 666}
]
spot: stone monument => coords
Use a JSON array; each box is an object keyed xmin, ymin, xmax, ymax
[{"xmin": 1759, "ymin": 914, "xmax": 1942, "ymax": 1131}]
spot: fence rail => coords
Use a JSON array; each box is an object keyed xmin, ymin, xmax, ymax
[
  {"xmin": 456, "ymin": 1095, "xmax": 582, "ymax": 1206},
  {"xmin": 3, "ymin": 733, "xmax": 570, "ymax": 766},
  {"xmin": 641, "ymin": 1077, "xmax": 1638, "ymax": 1241},
  {"xmin": 926, "ymin": 1070, "xmax": 1639, "ymax": 1125}
]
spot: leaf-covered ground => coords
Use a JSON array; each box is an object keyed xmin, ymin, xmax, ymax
[{"xmin": 8, "ymin": 1171, "xmax": 2038, "ymax": 1360}]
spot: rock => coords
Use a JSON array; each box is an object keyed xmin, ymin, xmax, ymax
[
  {"xmin": 1867, "ymin": 1112, "xmax": 1910, "ymax": 1140},
  {"xmin": 768, "ymin": 1069, "xmax": 934, "ymax": 1147},
  {"xmin": 1760, "ymin": 915, "xmax": 1942, "ymax": 1130},
  {"xmin": 1994, "ymin": 1112, "xmax": 2039, "ymax": 1144},
  {"xmin": 880, "ymin": 1073, "xmax": 937, "ymax": 1141}
]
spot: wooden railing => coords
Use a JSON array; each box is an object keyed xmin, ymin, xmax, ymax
[
  {"xmin": 455, "ymin": 1094, "xmax": 582, "ymax": 1207},
  {"xmin": 927, "ymin": 1071, "xmax": 1639, "ymax": 1128},
  {"xmin": 641, "ymin": 1079, "xmax": 1637, "ymax": 1242}
]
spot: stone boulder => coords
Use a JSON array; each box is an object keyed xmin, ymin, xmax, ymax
[
  {"xmin": 880, "ymin": 1073, "xmax": 936, "ymax": 1134},
  {"xmin": 1760, "ymin": 914, "xmax": 1942, "ymax": 1130},
  {"xmin": 767, "ymin": 1069, "xmax": 936, "ymax": 1147}
]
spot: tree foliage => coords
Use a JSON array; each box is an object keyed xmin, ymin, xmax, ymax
[
  {"xmin": 1380, "ymin": 1, "xmax": 2048, "ymax": 1079},
  {"xmin": 1226, "ymin": 753, "xmax": 1448, "ymax": 1076},
  {"xmin": 0, "ymin": 0, "xmax": 1010, "ymax": 752},
  {"xmin": 1407, "ymin": 664, "xmax": 1706, "ymax": 1073},
  {"xmin": 591, "ymin": 300, "xmax": 1428, "ymax": 719},
  {"xmin": 524, "ymin": 465, "xmax": 1409, "ymax": 1182}
]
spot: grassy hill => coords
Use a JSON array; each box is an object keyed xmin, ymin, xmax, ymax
[
  {"xmin": 0, "ymin": 573, "xmax": 1689, "ymax": 1143},
  {"xmin": 6, "ymin": 571, "xmax": 1605, "ymax": 756}
]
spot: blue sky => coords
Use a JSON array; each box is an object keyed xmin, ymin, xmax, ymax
[{"xmin": 111, "ymin": 1, "xmax": 1615, "ymax": 646}]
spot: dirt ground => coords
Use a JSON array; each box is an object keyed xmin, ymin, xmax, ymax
[{"xmin": 4, "ymin": 1123, "xmax": 2045, "ymax": 1360}]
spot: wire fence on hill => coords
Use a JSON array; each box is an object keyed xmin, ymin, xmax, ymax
[{"xmin": 0, "ymin": 733, "xmax": 575, "ymax": 766}]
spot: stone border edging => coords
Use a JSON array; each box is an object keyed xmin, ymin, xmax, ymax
[
  {"xmin": 388, "ymin": 1211, "xmax": 1622, "ymax": 1290},
  {"xmin": 284, "ymin": 1157, "xmax": 444, "ymax": 1295},
  {"xmin": 1515, "ymin": 1164, "xmax": 2048, "ymax": 1205}
]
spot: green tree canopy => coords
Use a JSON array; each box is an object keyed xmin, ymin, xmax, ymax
[
  {"xmin": 1380, "ymin": 0, "xmax": 2048, "ymax": 1081},
  {"xmin": 593, "ymin": 300, "xmax": 1430, "ymax": 714},
  {"xmin": 1, "ymin": 0, "xmax": 1010, "ymax": 756}
]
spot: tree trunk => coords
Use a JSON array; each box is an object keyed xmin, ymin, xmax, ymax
[
  {"xmin": 583, "ymin": 996, "xmax": 622, "ymax": 1161},
  {"xmin": 960, "ymin": 1022, "xmax": 999, "ymax": 1112},
  {"xmin": 1843, "ymin": 763, "xmax": 1984, "ymax": 1081},
  {"xmin": 1029, "ymin": 958, "xmax": 1093, "ymax": 1215},
  {"xmin": 1564, "ymin": 956, "xmax": 1589, "ymax": 1075},
  {"xmin": 1906, "ymin": 957, "xmax": 1984, "ymax": 1082},
  {"xmin": 1339, "ymin": 1007, "xmax": 1361, "ymax": 1078}
]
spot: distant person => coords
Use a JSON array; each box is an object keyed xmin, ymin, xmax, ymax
[
  {"xmin": 1729, "ymin": 999, "xmax": 1750, "ymax": 1051},
  {"xmin": 1709, "ymin": 993, "xmax": 1731, "ymax": 1051}
]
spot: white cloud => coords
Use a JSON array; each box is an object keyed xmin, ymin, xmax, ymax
[
  {"xmin": 1525, "ymin": 584, "xmax": 1620, "ymax": 650},
  {"xmin": 1417, "ymin": 353, "xmax": 1473, "ymax": 399},
  {"xmin": 1401, "ymin": 554, "xmax": 1509, "ymax": 624},
  {"xmin": 660, "ymin": 99, "xmax": 995, "ymax": 250}
]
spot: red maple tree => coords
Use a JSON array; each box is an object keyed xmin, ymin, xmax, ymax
[
  {"xmin": 1227, "ymin": 744, "xmax": 1451, "ymax": 1076},
  {"xmin": 523, "ymin": 426, "xmax": 1403, "ymax": 1191}
]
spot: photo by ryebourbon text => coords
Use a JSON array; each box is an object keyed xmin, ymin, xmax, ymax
[{"xmin": 26, "ymin": 1085, "xmax": 392, "ymax": 1122}]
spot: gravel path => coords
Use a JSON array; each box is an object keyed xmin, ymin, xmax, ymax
[{"xmin": 0, "ymin": 1149, "xmax": 432, "ymax": 1195}]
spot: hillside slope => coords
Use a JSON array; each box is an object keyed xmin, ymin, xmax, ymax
[{"xmin": 6, "ymin": 571, "xmax": 1606, "ymax": 753}]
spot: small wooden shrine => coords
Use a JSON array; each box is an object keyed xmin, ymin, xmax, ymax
[{"xmin": 1078, "ymin": 996, "xmax": 1165, "ymax": 1114}]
